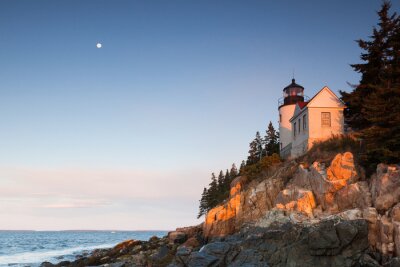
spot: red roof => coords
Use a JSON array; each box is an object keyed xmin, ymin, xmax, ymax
[{"xmin": 298, "ymin": 101, "xmax": 309, "ymax": 109}]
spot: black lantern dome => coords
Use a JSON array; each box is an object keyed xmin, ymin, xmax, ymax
[{"xmin": 282, "ymin": 79, "xmax": 304, "ymax": 105}]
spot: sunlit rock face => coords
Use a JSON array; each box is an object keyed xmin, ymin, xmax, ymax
[
  {"xmin": 308, "ymin": 152, "xmax": 359, "ymax": 212},
  {"xmin": 327, "ymin": 152, "xmax": 358, "ymax": 183},
  {"xmin": 203, "ymin": 176, "xmax": 245, "ymax": 237},
  {"xmin": 202, "ymin": 152, "xmax": 400, "ymax": 259},
  {"xmin": 275, "ymin": 188, "xmax": 316, "ymax": 216},
  {"xmin": 203, "ymin": 162, "xmax": 295, "ymax": 238}
]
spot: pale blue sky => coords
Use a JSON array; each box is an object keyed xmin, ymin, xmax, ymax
[{"xmin": 0, "ymin": 0, "xmax": 398, "ymax": 230}]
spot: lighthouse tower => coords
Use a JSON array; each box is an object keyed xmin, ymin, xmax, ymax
[{"xmin": 278, "ymin": 79, "xmax": 306, "ymax": 158}]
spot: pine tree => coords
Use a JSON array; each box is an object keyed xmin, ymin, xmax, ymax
[
  {"xmin": 217, "ymin": 170, "xmax": 225, "ymax": 198},
  {"xmin": 223, "ymin": 169, "xmax": 231, "ymax": 198},
  {"xmin": 340, "ymin": 1, "xmax": 398, "ymax": 131},
  {"xmin": 247, "ymin": 140, "xmax": 258, "ymax": 165},
  {"xmin": 206, "ymin": 173, "xmax": 218, "ymax": 209},
  {"xmin": 340, "ymin": 1, "xmax": 400, "ymax": 169},
  {"xmin": 264, "ymin": 121, "xmax": 280, "ymax": 156},
  {"xmin": 230, "ymin": 163, "xmax": 238, "ymax": 178},
  {"xmin": 247, "ymin": 131, "xmax": 263, "ymax": 165},
  {"xmin": 197, "ymin": 187, "xmax": 208, "ymax": 219},
  {"xmin": 239, "ymin": 160, "xmax": 246, "ymax": 174},
  {"xmin": 255, "ymin": 131, "xmax": 263, "ymax": 160}
]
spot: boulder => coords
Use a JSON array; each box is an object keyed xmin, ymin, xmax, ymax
[
  {"xmin": 275, "ymin": 188, "xmax": 316, "ymax": 216},
  {"xmin": 377, "ymin": 215, "xmax": 395, "ymax": 255},
  {"xmin": 178, "ymin": 219, "xmax": 369, "ymax": 267},
  {"xmin": 180, "ymin": 237, "xmax": 200, "ymax": 250},
  {"xmin": 335, "ymin": 181, "xmax": 372, "ymax": 211},
  {"xmin": 150, "ymin": 245, "xmax": 171, "ymax": 262},
  {"xmin": 289, "ymin": 164, "xmax": 312, "ymax": 189},
  {"xmin": 370, "ymin": 164, "xmax": 400, "ymax": 212},
  {"xmin": 336, "ymin": 208, "xmax": 363, "ymax": 220},
  {"xmin": 358, "ymin": 253, "xmax": 381, "ymax": 267},
  {"xmin": 308, "ymin": 152, "xmax": 358, "ymax": 212},
  {"xmin": 187, "ymin": 251, "xmax": 219, "ymax": 266},
  {"xmin": 111, "ymin": 239, "xmax": 141, "ymax": 255},
  {"xmin": 175, "ymin": 224, "xmax": 203, "ymax": 239},
  {"xmin": 326, "ymin": 152, "xmax": 358, "ymax": 184},
  {"xmin": 168, "ymin": 231, "xmax": 187, "ymax": 244},
  {"xmin": 394, "ymin": 222, "xmax": 400, "ymax": 257},
  {"xmin": 174, "ymin": 246, "xmax": 192, "ymax": 266},
  {"xmin": 363, "ymin": 207, "xmax": 379, "ymax": 250},
  {"xmin": 387, "ymin": 257, "xmax": 400, "ymax": 267},
  {"xmin": 40, "ymin": 262, "xmax": 55, "ymax": 267},
  {"xmin": 391, "ymin": 203, "xmax": 400, "ymax": 222},
  {"xmin": 228, "ymin": 249, "xmax": 266, "ymax": 267}
]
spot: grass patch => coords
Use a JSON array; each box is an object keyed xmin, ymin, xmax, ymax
[{"xmin": 297, "ymin": 134, "xmax": 363, "ymax": 171}]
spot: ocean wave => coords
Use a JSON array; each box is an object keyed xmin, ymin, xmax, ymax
[{"xmin": 0, "ymin": 243, "xmax": 115, "ymax": 265}]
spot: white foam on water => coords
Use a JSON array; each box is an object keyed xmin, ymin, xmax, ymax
[{"xmin": 0, "ymin": 243, "xmax": 115, "ymax": 265}]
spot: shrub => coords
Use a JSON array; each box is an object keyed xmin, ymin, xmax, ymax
[
  {"xmin": 298, "ymin": 134, "xmax": 362, "ymax": 167},
  {"xmin": 241, "ymin": 153, "xmax": 282, "ymax": 182}
]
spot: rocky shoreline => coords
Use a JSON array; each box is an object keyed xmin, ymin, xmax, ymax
[
  {"xmin": 44, "ymin": 152, "xmax": 400, "ymax": 266},
  {"xmin": 40, "ymin": 225, "xmax": 204, "ymax": 267},
  {"xmin": 42, "ymin": 217, "xmax": 399, "ymax": 267}
]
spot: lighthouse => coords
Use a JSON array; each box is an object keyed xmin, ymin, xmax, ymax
[{"xmin": 278, "ymin": 79, "xmax": 306, "ymax": 158}]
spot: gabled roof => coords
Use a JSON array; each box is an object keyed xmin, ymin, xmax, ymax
[
  {"xmin": 297, "ymin": 101, "xmax": 309, "ymax": 109},
  {"xmin": 290, "ymin": 102, "xmax": 308, "ymax": 122},
  {"xmin": 306, "ymin": 86, "xmax": 346, "ymax": 108},
  {"xmin": 289, "ymin": 86, "xmax": 345, "ymax": 122}
]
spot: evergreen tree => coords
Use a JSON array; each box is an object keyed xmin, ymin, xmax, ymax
[
  {"xmin": 224, "ymin": 169, "xmax": 230, "ymax": 185},
  {"xmin": 247, "ymin": 139, "xmax": 258, "ymax": 165},
  {"xmin": 340, "ymin": 1, "xmax": 400, "ymax": 169},
  {"xmin": 247, "ymin": 131, "xmax": 263, "ymax": 164},
  {"xmin": 197, "ymin": 187, "xmax": 208, "ymax": 219},
  {"xmin": 217, "ymin": 170, "xmax": 225, "ymax": 197},
  {"xmin": 239, "ymin": 160, "xmax": 246, "ymax": 174},
  {"xmin": 264, "ymin": 121, "xmax": 280, "ymax": 156},
  {"xmin": 223, "ymin": 169, "xmax": 231, "ymax": 198},
  {"xmin": 255, "ymin": 131, "xmax": 263, "ymax": 160},
  {"xmin": 206, "ymin": 173, "xmax": 218, "ymax": 209},
  {"xmin": 340, "ymin": 1, "xmax": 398, "ymax": 131},
  {"xmin": 230, "ymin": 163, "xmax": 238, "ymax": 178}
]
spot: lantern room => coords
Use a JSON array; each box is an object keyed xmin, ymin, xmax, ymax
[{"xmin": 282, "ymin": 79, "xmax": 304, "ymax": 106}]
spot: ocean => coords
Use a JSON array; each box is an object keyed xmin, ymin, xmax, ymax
[{"xmin": 0, "ymin": 230, "xmax": 167, "ymax": 267}]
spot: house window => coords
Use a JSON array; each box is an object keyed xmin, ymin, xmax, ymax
[
  {"xmin": 298, "ymin": 119, "xmax": 301, "ymax": 133},
  {"xmin": 294, "ymin": 122, "xmax": 296, "ymax": 137},
  {"xmin": 279, "ymin": 114, "xmax": 282, "ymax": 123},
  {"xmin": 321, "ymin": 112, "xmax": 331, "ymax": 127},
  {"xmin": 303, "ymin": 114, "xmax": 307, "ymax": 130}
]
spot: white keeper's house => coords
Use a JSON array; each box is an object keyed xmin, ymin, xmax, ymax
[{"xmin": 278, "ymin": 79, "xmax": 346, "ymax": 159}]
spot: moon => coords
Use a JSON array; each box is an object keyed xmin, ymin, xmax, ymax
[{"xmin": 96, "ymin": 43, "xmax": 102, "ymax": 48}]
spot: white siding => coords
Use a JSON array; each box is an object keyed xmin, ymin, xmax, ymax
[
  {"xmin": 291, "ymin": 108, "xmax": 309, "ymax": 157},
  {"xmin": 287, "ymin": 86, "xmax": 345, "ymax": 158},
  {"xmin": 307, "ymin": 107, "xmax": 344, "ymax": 149},
  {"xmin": 279, "ymin": 104, "xmax": 296, "ymax": 152}
]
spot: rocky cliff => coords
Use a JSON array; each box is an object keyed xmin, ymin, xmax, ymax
[
  {"xmin": 49, "ymin": 152, "xmax": 400, "ymax": 266},
  {"xmin": 203, "ymin": 152, "xmax": 400, "ymax": 263}
]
